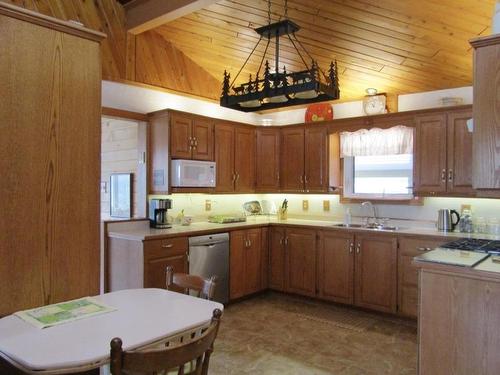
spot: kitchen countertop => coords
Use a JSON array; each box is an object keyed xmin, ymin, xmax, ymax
[{"xmin": 107, "ymin": 217, "xmax": 500, "ymax": 242}]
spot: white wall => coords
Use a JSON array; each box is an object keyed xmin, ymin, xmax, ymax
[{"xmin": 398, "ymin": 86, "xmax": 472, "ymax": 111}]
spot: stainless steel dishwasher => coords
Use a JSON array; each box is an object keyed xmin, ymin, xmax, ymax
[{"xmin": 188, "ymin": 233, "xmax": 229, "ymax": 304}]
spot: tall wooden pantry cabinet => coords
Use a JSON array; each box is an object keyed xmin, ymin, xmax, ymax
[{"xmin": 0, "ymin": 3, "xmax": 105, "ymax": 316}]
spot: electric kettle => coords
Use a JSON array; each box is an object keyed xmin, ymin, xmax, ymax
[{"xmin": 437, "ymin": 209, "xmax": 460, "ymax": 231}]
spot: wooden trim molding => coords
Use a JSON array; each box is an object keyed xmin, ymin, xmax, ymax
[
  {"xmin": 102, "ymin": 107, "xmax": 148, "ymax": 122},
  {"xmin": 0, "ymin": 2, "xmax": 106, "ymax": 42},
  {"xmin": 470, "ymin": 34, "xmax": 500, "ymax": 48}
]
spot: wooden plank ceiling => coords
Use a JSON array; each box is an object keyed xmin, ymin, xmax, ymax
[
  {"xmin": 153, "ymin": 0, "xmax": 496, "ymax": 102},
  {"xmin": 3, "ymin": 0, "xmax": 497, "ymax": 106}
]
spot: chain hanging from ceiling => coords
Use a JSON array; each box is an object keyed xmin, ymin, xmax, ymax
[{"xmin": 220, "ymin": 0, "xmax": 340, "ymax": 112}]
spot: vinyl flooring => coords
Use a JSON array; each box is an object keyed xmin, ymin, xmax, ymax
[{"xmin": 210, "ymin": 292, "xmax": 417, "ymax": 375}]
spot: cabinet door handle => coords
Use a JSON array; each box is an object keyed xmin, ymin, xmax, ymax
[
  {"xmin": 284, "ymin": 237, "xmax": 289, "ymax": 246},
  {"xmin": 441, "ymin": 169, "xmax": 446, "ymax": 182},
  {"xmin": 304, "ymin": 175, "xmax": 308, "ymax": 184},
  {"xmin": 248, "ymin": 240, "xmax": 252, "ymax": 247},
  {"xmin": 279, "ymin": 238, "xmax": 283, "ymax": 245},
  {"xmin": 235, "ymin": 173, "xmax": 240, "ymax": 182},
  {"xmin": 448, "ymin": 169, "xmax": 453, "ymax": 182},
  {"xmin": 232, "ymin": 173, "xmax": 236, "ymax": 183},
  {"xmin": 349, "ymin": 242, "xmax": 354, "ymax": 253},
  {"xmin": 162, "ymin": 244, "xmax": 173, "ymax": 248},
  {"xmin": 299, "ymin": 175, "xmax": 304, "ymax": 183},
  {"xmin": 356, "ymin": 243, "xmax": 361, "ymax": 254}
]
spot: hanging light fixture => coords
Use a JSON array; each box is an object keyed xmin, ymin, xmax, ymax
[{"xmin": 220, "ymin": 0, "xmax": 340, "ymax": 112}]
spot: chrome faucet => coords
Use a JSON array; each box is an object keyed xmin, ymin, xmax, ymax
[{"xmin": 361, "ymin": 201, "xmax": 378, "ymax": 225}]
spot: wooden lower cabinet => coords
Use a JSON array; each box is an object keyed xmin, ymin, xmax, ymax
[
  {"xmin": 317, "ymin": 231, "xmax": 354, "ymax": 304},
  {"xmin": 143, "ymin": 237, "xmax": 188, "ymax": 290},
  {"xmin": 269, "ymin": 226, "xmax": 286, "ymax": 291},
  {"xmin": 354, "ymin": 233, "xmax": 398, "ymax": 313},
  {"xmin": 268, "ymin": 226, "xmax": 317, "ymax": 297},
  {"xmin": 398, "ymin": 235, "xmax": 448, "ymax": 318},
  {"xmin": 286, "ymin": 228, "xmax": 317, "ymax": 296},
  {"xmin": 230, "ymin": 228, "xmax": 265, "ymax": 300}
]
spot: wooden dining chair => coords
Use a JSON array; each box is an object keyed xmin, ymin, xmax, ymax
[
  {"xmin": 109, "ymin": 308, "xmax": 223, "ymax": 375},
  {"xmin": 166, "ymin": 266, "xmax": 217, "ymax": 300}
]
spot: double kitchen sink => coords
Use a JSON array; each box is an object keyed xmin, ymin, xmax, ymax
[{"xmin": 333, "ymin": 223, "xmax": 401, "ymax": 231}]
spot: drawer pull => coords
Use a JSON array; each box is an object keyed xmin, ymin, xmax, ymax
[
  {"xmin": 416, "ymin": 247, "xmax": 432, "ymax": 252},
  {"xmin": 162, "ymin": 244, "xmax": 174, "ymax": 248}
]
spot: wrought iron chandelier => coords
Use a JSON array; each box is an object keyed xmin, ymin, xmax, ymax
[{"xmin": 220, "ymin": 0, "xmax": 340, "ymax": 112}]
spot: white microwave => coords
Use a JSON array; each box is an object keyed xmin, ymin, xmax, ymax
[{"xmin": 171, "ymin": 159, "xmax": 216, "ymax": 187}]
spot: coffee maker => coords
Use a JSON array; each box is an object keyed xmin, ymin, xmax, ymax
[{"xmin": 149, "ymin": 199, "xmax": 172, "ymax": 229}]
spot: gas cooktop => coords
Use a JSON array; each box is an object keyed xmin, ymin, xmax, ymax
[{"xmin": 440, "ymin": 238, "xmax": 500, "ymax": 254}]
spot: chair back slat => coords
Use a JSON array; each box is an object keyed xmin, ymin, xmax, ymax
[
  {"xmin": 166, "ymin": 266, "xmax": 217, "ymax": 300},
  {"xmin": 110, "ymin": 309, "xmax": 222, "ymax": 375}
]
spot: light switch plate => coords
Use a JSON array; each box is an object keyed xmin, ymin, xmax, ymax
[
  {"xmin": 323, "ymin": 200, "xmax": 330, "ymax": 211},
  {"xmin": 302, "ymin": 200, "xmax": 309, "ymax": 210},
  {"xmin": 205, "ymin": 200, "xmax": 212, "ymax": 211}
]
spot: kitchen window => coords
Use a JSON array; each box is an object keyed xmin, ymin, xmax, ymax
[{"xmin": 341, "ymin": 126, "xmax": 414, "ymax": 200}]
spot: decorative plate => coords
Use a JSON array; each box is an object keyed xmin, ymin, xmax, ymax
[{"xmin": 305, "ymin": 103, "xmax": 334, "ymax": 122}]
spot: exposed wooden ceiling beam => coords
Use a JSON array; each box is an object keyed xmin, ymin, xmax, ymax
[{"xmin": 125, "ymin": 0, "xmax": 220, "ymax": 35}]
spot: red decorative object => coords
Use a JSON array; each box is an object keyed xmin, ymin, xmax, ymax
[{"xmin": 305, "ymin": 103, "xmax": 334, "ymax": 122}]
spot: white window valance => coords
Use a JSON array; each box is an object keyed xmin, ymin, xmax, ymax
[{"xmin": 340, "ymin": 125, "xmax": 414, "ymax": 157}]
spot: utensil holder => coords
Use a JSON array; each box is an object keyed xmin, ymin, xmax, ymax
[{"xmin": 278, "ymin": 208, "xmax": 287, "ymax": 221}]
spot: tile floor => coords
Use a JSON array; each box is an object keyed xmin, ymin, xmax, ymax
[{"xmin": 210, "ymin": 292, "xmax": 417, "ymax": 374}]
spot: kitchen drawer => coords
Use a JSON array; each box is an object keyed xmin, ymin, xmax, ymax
[
  {"xmin": 399, "ymin": 236, "xmax": 447, "ymax": 256},
  {"xmin": 144, "ymin": 237, "xmax": 188, "ymax": 259}
]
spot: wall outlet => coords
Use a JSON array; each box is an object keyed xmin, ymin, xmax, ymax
[
  {"xmin": 323, "ymin": 200, "xmax": 330, "ymax": 211},
  {"xmin": 461, "ymin": 204, "xmax": 471, "ymax": 212},
  {"xmin": 205, "ymin": 200, "xmax": 212, "ymax": 211},
  {"xmin": 302, "ymin": 200, "xmax": 309, "ymax": 210}
]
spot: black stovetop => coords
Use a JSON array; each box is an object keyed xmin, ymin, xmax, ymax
[{"xmin": 440, "ymin": 238, "xmax": 500, "ymax": 254}]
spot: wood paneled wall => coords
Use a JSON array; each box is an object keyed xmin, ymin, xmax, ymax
[{"xmin": 1, "ymin": 0, "xmax": 220, "ymax": 100}]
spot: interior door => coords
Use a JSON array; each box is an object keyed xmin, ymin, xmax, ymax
[
  {"xmin": 414, "ymin": 113, "xmax": 447, "ymax": 194},
  {"xmin": 447, "ymin": 109, "xmax": 474, "ymax": 195},
  {"xmin": 304, "ymin": 126, "xmax": 328, "ymax": 193},
  {"xmin": 256, "ymin": 128, "xmax": 280, "ymax": 192},
  {"xmin": 281, "ymin": 127, "xmax": 305, "ymax": 192},
  {"xmin": 318, "ymin": 230, "xmax": 354, "ymax": 304},
  {"xmin": 286, "ymin": 228, "xmax": 317, "ymax": 297},
  {"xmin": 354, "ymin": 234, "xmax": 397, "ymax": 313},
  {"xmin": 234, "ymin": 126, "xmax": 256, "ymax": 192},
  {"xmin": 191, "ymin": 118, "xmax": 214, "ymax": 161},
  {"xmin": 214, "ymin": 123, "xmax": 235, "ymax": 192},
  {"xmin": 170, "ymin": 114, "xmax": 192, "ymax": 159}
]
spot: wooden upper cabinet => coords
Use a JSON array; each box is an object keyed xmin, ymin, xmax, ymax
[
  {"xmin": 234, "ymin": 126, "xmax": 256, "ymax": 192},
  {"xmin": 256, "ymin": 128, "xmax": 280, "ymax": 192},
  {"xmin": 317, "ymin": 231, "xmax": 354, "ymax": 305},
  {"xmin": 470, "ymin": 35, "xmax": 500, "ymax": 190},
  {"xmin": 286, "ymin": 228, "xmax": 317, "ymax": 297},
  {"xmin": 281, "ymin": 127, "xmax": 305, "ymax": 192},
  {"xmin": 447, "ymin": 109, "xmax": 474, "ymax": 194},
  {"xmin": 269, "ymin": 226, "xmax": 286, "ymax": 291},
  {"xmin": 191, "ymin": 117, "xmax": 214, "ymax": 161},
  {"xmin": 170, "ymin": 114, "xmax": 192, "ymax": 159},
  {"xmin": 214, "ymin": 123, "xmax": 235, "ymax": 192},
  {"xmin": 354, "ymin": 234, "xmax": 398, "ymax": 313},
  {"xmin": 170, "ymin": 113, "xmax": 214, "ymax": 161},
  {"xmin": 414, "ymin": 107, "xmax": 474, "ymax": 196},
  {"xmin": 304, "ymin": 126, "xmax": 328, "ymax": 192},
  {"xmin": 415, "ymin": 113, "xmax": 448, "ymax": 193}
]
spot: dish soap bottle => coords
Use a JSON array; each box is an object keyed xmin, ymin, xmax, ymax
[{"xmin": 344, "ymin": 208, "xmax": 352, "ymax": 226}]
